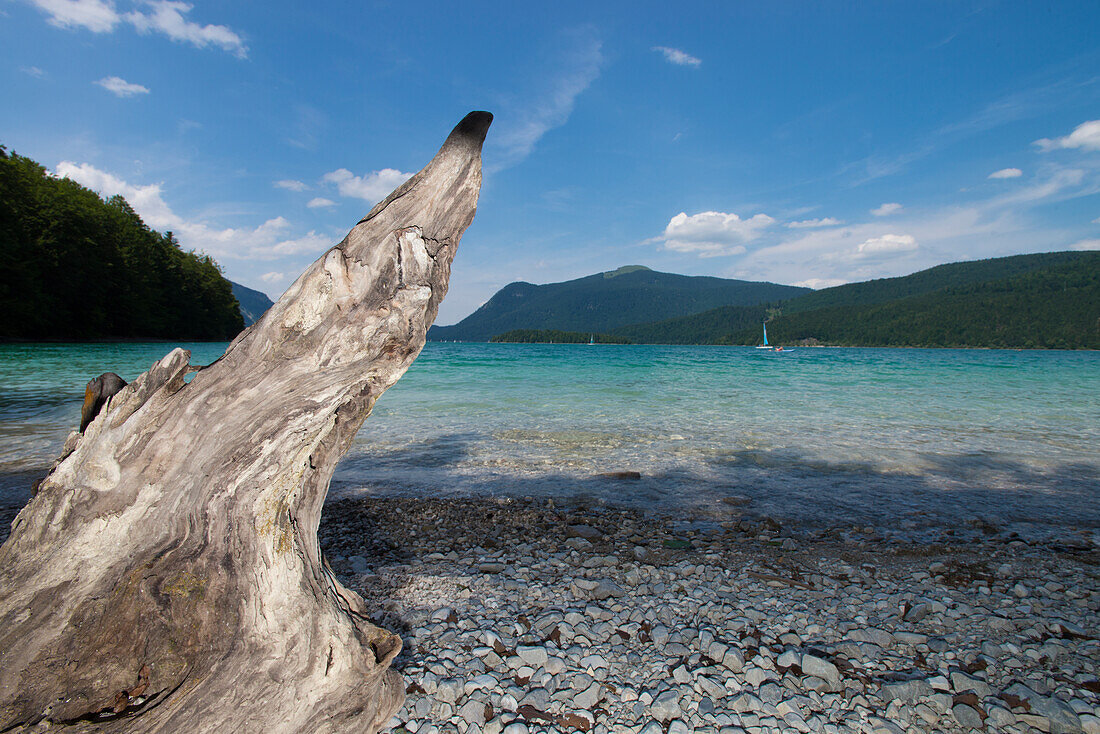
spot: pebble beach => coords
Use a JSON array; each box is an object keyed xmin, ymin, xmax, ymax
[{"xmin": 318, "ymin": 494, "xmax": 1100, "ymax": 734}]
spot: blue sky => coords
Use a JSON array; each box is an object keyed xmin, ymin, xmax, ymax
[{"xmin": 2, "ymin": 1, "xmax": 1098, "ymax": 324}]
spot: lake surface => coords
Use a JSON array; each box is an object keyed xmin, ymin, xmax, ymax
[{"xmin": 1, "ymin": 342, "xmax": 1097, "ymax": 541}]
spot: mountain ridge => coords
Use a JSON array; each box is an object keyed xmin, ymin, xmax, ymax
[
  {"xmin": 429, "ymin": 266, "xmax": 809, "ymax": 341},
  {"xmin": 612, "ymin": 251, "xmax": 1100, "ymax": 349}
]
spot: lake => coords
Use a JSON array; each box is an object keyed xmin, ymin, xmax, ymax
[{"xmin": 1, "ymin": 342, "xmax": 1097, "ymax": 543}]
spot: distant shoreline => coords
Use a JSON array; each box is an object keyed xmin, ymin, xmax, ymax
[{"xmin": 429, "ymin": 341, "xmax": 1099, "ymax": 352}]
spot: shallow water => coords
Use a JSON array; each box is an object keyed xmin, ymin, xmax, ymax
[{"xmin": 1, "ymin": 342, "xmax": 1097, "ymax": 537}]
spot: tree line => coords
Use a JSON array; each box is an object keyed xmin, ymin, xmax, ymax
[
  {"xmin": 490, "ymin": 329, "xmax": 632, "ymax": 344},
  {"xmin": 0, "ymin": 146, "xmax": 244, "ymax": 340}
]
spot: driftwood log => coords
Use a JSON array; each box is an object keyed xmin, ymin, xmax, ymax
[{"xmin": 0, "ymin": 111, "xmax": 492, "ymax": 732}]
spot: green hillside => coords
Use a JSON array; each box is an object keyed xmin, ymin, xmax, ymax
[
  {"xmin": 429, "ymin": 265, "xmax": 809, "ymax": 341},
  {"xmin": 614, "ymin": 304, "xmax": 770, "ymax": 344},
  {"xmin": 0, "ymin": 147, "xmax": 244, "ymax": 340},
  {"xmin": 615, "ymin": 252, "xmax": 1100, "ymax": 349},
  {"xmin": 782, "ymin": 250, "xmax": 1091, "ymax": 314}
]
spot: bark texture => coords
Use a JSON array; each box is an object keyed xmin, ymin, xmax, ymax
[{"xmin": 0, "ymin": 111, "xmax": 492, "ymax": 733}]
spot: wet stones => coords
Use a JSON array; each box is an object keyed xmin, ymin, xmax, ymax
[{"xmin": 322, "ymin": 496, "xmax": 1100, "ymax": 734}]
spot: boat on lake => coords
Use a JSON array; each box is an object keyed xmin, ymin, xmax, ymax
[
  {"xmin": 755, "ymin": 322, "xmax": 773, "ymax": 350},
  {"xmin": 756, "ymin": 321, "xmax": 793, "ymax": 352}
]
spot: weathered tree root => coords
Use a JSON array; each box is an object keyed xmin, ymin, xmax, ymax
[{"xmin": 0, "ymin": 111, "xmax": 492, "ymax": 733}]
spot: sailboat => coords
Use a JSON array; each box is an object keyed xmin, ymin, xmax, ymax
[
  {"xmin": 756, "ymin": 321, "xmax": 794, "ymax": 352},
  {"xmin": 589, "ymin": 334, "xmax": 595, "ymax": 345},
  {"xmin": 755, "ymin": 321, "xmax": 773, "ymax": 349}
]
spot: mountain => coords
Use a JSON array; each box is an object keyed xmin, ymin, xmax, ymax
[
  {"xmin": 614, "ymin": 251, "xmax": 1100, "ymax": 349},
  {"xmin": 0, "ymin": 146, "xmax": 244, "ymax": 340},
  {"xmin": 428, "ymin": 265, "xmax": 810, "ymax": 342},
  {"xmin": 781, "ymin": 250, "xmax": 1092, "ymax": 315},
  {"xmin": 231, "ymin": 282, "xmax": 275, "ymax": 326}
]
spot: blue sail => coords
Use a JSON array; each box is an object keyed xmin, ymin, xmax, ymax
[{"xmin": 762, "ymin": 321, "xmax": 768, "ymax": 346}]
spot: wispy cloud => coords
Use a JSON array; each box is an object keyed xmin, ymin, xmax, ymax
[
  {"xmin": 1034, "ymin": 119, "xmax": 1100, "ymax": 153},
  {"xmin": 126, "ymin": 1, "xmax": 247, "ymax": 57},
  {"xmin": 274, "ymin": 179, "xmax": 307, "ymax": 192},
  {"xmin": 31, "ymin": 0, "xmax": 118, "ymax": 32},
  {"xmin": 322, "ymin": 168, "xmax": 412, "ymax": 203},
  {"xmin": 658, "ymin": 211, "xmax": 775, "ymax": 256},
  {"xmin": 652, "ymin": 46, "xmax": 701, "ymax": 67},
  {"xmin": 988, "ymin": 167, "xmax": 1022, "ymax": 179},
  {"xmin": 787, "ymin": 217, "xmax": 842, "ymax": 229},
  {"xmin": 489, "ymin": 27, "xmax": 603, "ymax": 170},
  {"xmin": 306, "ymin": 197, "xmax": 335, "ymax": 209},
  {"xmin": 843, "ymin": 76, "xmax": 1100, "ymax": 185},
  {"xmin": 54, "ymin": 161, "xmax": 329, "ymax": 260},
  {"xmin": 21, "ymin": 65, "xmax": 47, "ymax": 78},
  {"xmin": 95, "ymin": 75, "xmax": 149, "ymax": 97},
  {"xmin": 871, "ymin": 202, "xmax": 903, "ymax": 216},
  {"xmin": 30, "ymin": 0, "xmax": 246, "ymax": 56},
  {"xmin": 1070, "ymin": 238, "xmax": 1100, "ymax": 251}
]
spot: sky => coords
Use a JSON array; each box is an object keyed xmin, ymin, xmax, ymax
[{"xmin": 2, "ymin": 1, "xmax": 1099, "ymax": 325}]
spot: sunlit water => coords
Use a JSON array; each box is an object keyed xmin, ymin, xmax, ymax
[{"xmin": 1, "ymin": 342, "xmax": 1097, "ymax": 540}]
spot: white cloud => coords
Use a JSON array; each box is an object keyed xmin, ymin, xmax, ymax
[
  {"xmin": 1092, "ymin": 217, "xmax": 1100, "ymax": 224},
  {"xmin": 987, "ymin": 167, "xmax": 1086, "ymax": 207},
  {"xmin": 871, "ymin": 202, "xmax": 903, "ymax": 217},
  {"xmin": 988, "ymin": 167, "xmax": 1023, "ymax": 179},
  {"xmin": 490, "ymin": 28, "xmax": 602, "ymax": 169},
  {"xmin": 660, "ymin": 211, "xmax": 775, "ymax": 256},
  {"xmin": 125, "ymin": 1, "xmax": 247, "ymax": 57},
  {"xmin": 787, "ymin": 217, "xmax": 841, "ymax": 229},
  {"xmin": 1034, "ymin": 120, "xmax": 1100, "ymax": 153},
  {"xmin": 656, "ymin": 159, "xmax": 1099, "ymax": 293},
  {"xmin": 260, "ymin": 272, "xmax": 286, "ymax": 284},
  {"xmin": 267, "ymin": 232, "xmax": 332, "ymax": 256},
  {"xmin": 274, "ymin": 179, "xmax": 307, "ymax": 191},
  {"xmin": 95, "ymin": 75, "xmax": 149, "ymax": 97},
  {"xmin": 795, "ymin": 277, "xmax": 848, "ymax": 289},
  {"xmin": 53, "ymin": 161, "xmax": 328, "ymax": 260},
  {"xmin": 306, "ymin": 197, "xmax": 336, "ymax": 209},
  {"xmin": 31, "ymin": 0, "xmax": 119, "ymax": 32},
  {"xmin": 21, "ymin": 66, "xmax": 46, "ymax": 78},
  {"xmin": 322, "ymin": 168, "xmax": 412, "ymax": 203},
  {"xmin": 31, "ymin": 0, "xmax": 245, "ymax": 56},
  {"xmin": 653, "ymin": 46, "xmax": 701, "ymax": 67},
  {"xmin": 855, "ymin": 233, "xmax": 918, "ymax": 256}
]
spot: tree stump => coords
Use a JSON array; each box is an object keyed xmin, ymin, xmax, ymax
[{"xmin": 0, "ymin": 111, "xmax": 492, "ymax": 732}]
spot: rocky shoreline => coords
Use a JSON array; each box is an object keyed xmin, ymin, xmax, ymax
[{"xmin": 319, "ymin": 496, "xmax": 1099, "ymax": 734}]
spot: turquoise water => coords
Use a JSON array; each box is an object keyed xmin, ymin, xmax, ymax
[{"xmin": 1, "ymin": 342, "xmax": 1098, "ymax": 537}]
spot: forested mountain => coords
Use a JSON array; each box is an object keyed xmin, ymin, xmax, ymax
[
  {"xmin": 781, "ymin": 250, "xmax": 1092, "ymax": 314},
  {"xmin": 0, "ymin": 147, "xmax": 244, "ymax": 340},
  {"xmin": 230, "ymin": 281, "xmax": 275, "ymax": 326},
  {"xmin": 614, "ymin": 252, "xmax": 1100, "ymax": 349},
  {"xmin": 429, "ymin": 265, "xmax": 809, "ymax": 341}
]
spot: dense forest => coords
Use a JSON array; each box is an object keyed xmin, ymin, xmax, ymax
[
  {"xmin": 489, "ymin": 329, "xmax": 632, "ymax": 344},
  {"xmin": 614, "ymin": 252, "xmax": 1100, "ymax": 349},
  {"xmin": 725, "ymin": 255, "xmax": 1100, "ymax": 349},
  {"xmin": 429, "ymin": 265, "xmax": 808, "ymax": 341},
  {"xmin": 0, "ymin": 147, "xmax": 244, "ymax": 340},
  {"xmin": 613, "ymin": 304, "xmax": 772, "ymax": 344}
]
